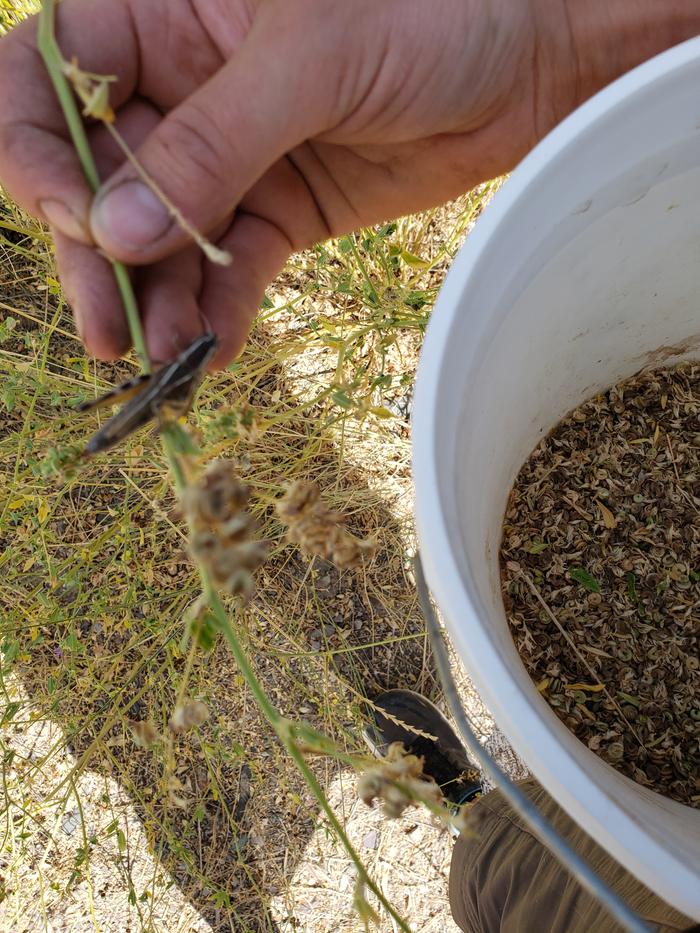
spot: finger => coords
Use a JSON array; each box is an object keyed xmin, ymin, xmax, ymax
[
  {"xmin": 50, "ymin": 100, "xmax": 166, "ymax": 358},
  {"xmin": 198, "ymin": 212, "xmax": 291, "ymax": 369},
  {"xmin": 50, "ymin": 102, "xmax": 161, "ymax": 356},
  {"xmin": 52, "ymin": 229, "xmax": 131, "ymax": 359},
  {"xmin": 137, "ymin": 245, "xmax": 205, "ymax": 364},
  {"xmin": 0, "ymin": 0, "xmax": 139, "ymax": 239},
  {"xmin": 89, "ymin": 1, "xmax": 343, "ymax": 263}
]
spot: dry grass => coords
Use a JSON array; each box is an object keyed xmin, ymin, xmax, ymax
[{"xmin": 0, "ymin": 165, "xmax": 502, "ymax": 932}]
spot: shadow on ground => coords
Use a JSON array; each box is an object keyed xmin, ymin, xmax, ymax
[{"xmin": 4, "ymin": 323, "xmax": 441, "ymax": 932}]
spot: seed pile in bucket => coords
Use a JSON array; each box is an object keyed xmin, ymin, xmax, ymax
[{"xmin": 500, "ymin": 362, "xmax": 699, "ymax": 807}]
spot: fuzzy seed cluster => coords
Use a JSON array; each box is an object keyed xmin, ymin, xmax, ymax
[
  {"xmin": 277, "ymin": 481, "xmax": 376, "ymax": 569},
  {"xmin": 357, "ymin": 742, "xmax": 444, "ymax": 819},
  {"xmin": 169, "ymin": 699, "xmax": 210, "ymax": 734},
  {"xmin": 182, "ymin": 460, "xmax": 268, "ymax": 601}
]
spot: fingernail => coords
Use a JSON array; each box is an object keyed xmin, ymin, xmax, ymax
[
  {"xmin": 39, "ymin": 199, "xmax": 91, "ymax": 244},
  {"xmin": 92, "ymin": 179, "xmax": 172, "ymax": 249}
]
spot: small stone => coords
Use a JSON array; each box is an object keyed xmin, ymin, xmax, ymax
[{"xmin": 61, "ymin": 810, "xmax": 80, "ymax": 836}]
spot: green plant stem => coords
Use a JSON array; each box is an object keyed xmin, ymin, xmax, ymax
[
  {"xmin": 207, "ymin": 588, "xmax": 411, "ymax": 933},
  {"xmin": 348, "ymin": 234, "xmax": 379, "ymax": 305},
  {"xmin": 37, "ymin": 0, "xmax": 150, "ymax": 373},
  {"xmin": 161, "ymin": 456, "xmax": 411, "ymax": 930},
  {"xmin": 38, "ymin": 3, "xmax": 412, "ymax": 928}
]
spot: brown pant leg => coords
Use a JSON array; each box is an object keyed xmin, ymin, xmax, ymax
[{"xmin": 449, "ymin": 780, "xmax": 694, "ymax": 933}]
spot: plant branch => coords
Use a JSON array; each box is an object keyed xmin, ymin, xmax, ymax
[{"xmin": 37, "ymin": 0, "xmax": 150, "ymax": 372}]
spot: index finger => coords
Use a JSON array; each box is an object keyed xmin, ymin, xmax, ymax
[{"xmin": 0, "ymin": 0, "xmax": 138, "ymax": 241}]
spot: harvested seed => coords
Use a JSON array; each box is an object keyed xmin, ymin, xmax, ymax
[{"xmin": 500, "ymin": 362, "xmax": 700, "ymax": 807}]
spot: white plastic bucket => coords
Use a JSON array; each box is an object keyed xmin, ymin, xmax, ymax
[{"xmin": 413, "ymin": 38, "xmax": 700, "ymax": 918}]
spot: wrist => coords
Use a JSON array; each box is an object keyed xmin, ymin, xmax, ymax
[{"xmin": 565, "ymin": 0, "xmax": 700, "ymax": 104}]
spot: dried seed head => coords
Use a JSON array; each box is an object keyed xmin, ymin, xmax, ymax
[
  {"xmin": 357, "ymin": 771, "xmax": 384, "ymax": 806},
  {"xmin": 169, "ymin": 700, "xmax": 210, "ymax": 734},
  {"xmin": 128, "ymin": 719, "xmax": 160, "ymax": 748},
  {"xmin": 182, "ymin": 460, "xmax": 269, "ymax": 600},
  {"xmin": 356, "ymin": 743, "xmax": 447, "ymax": 822},
  {"xmin": 382, "ymin": 785, "xmax": 411, "ymax": 819},
  {"xmin": 277, "ymin": 480, "xmax": 320, "ymax": 519},
  {"xmin": 182, "ymin": 460, "xmax": 249, "ymax": 529},
  {"xmin": 277, "ymin": 480, "xmax": 376, "ymax": 569}
]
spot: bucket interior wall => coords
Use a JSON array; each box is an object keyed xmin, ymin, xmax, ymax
[{"xmin": 425, "ymin": 48, "xmax": 700, "ymax": 910}]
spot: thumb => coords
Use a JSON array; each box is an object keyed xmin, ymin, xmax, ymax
[{"xmin": 89, "ymin": 7, "xmax": 341, "ymax": 263}]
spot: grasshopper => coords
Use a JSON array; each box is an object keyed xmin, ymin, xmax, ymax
[{"xmin": 77, "ymin": 333, "xmax": 218, "ymax": 455}]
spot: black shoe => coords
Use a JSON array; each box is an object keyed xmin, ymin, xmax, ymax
[{"xmin": 364, "ymin": 689, "xmax": 482, "ymax": 805}]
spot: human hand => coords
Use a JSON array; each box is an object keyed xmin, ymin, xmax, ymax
[{"xmin": 0, "ymin": 0, "xmax": 697, "ymax": 368}]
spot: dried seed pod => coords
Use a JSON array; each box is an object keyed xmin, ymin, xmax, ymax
[
  {"xmin": 219, "ymin": 513, "xmax": 255, "ymax": 542},
  {"xmin": 276, "ymin": 480, "xmax": 320, "ymax": 519},
  {"xmin": 189, "ymin": 530, "xmax": 218, "ymax": 557},
  {"xmin": 383, "ymin": 784, "xmax": 411, "ymax": 819},
  {"xmin": 606, "ymin": 741, "xmax": 625, "ymax": 762},
  {"xmin": 357, "ymin": 771, "xmax": 384, "ymax": 807},
  {"xmin": 167, "ymin": 774, "xmax": 190, "ymax": 809},
  {"xmin": 222, "ymin": 568, "xmax": 255, "ymax": 603}
]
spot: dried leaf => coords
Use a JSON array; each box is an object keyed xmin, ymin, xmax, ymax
[
  {"xmin": 595, "ymin": 500, "xmax": 617, "ymax": 529},
  {"xmin": 580, "ymin": 645, "xmax": 614, "ymax": 659}
]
